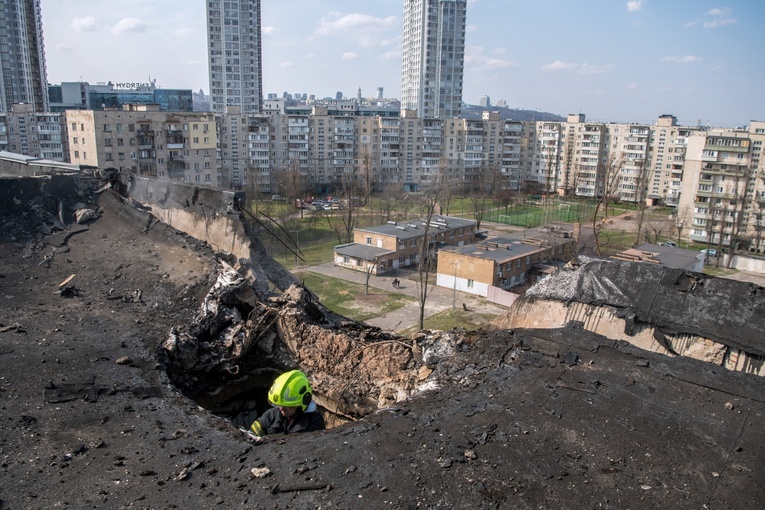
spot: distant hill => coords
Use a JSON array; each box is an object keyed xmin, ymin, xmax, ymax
[{"xmin": 461, "ymin": 104, "xmax": 565, "ymax": 122}]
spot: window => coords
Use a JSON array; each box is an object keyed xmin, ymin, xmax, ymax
[
  {"xmin": 73, "ymin": 150, "xmax": 79, "ymax": 158},
  {"xmin": 467, "ymin": 279, "xmax": 474, "ymax": 288},
  {"xmin": 516, "ymin": 260, "xmax": 521, "ymax": 268},
  {"xmin": 356, "ymin": 259, "xmax": 362, "ymax": 267},
  {"xmin": 399, "ymin": 256, "xmax": 405, "ymax": 264},
  {"xmin": 366, "ymin": 236, "xmax": 372, "ymax": 245},
  {"xmin": 409, "ymin": 253, "xmax": 416, "ymax": 262}
]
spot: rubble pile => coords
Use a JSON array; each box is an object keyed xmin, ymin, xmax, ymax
[{"xmin": 158, "ymin": 257, "xmax": 433, "ymax": 424}]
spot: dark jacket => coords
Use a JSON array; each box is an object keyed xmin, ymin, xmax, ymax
[{"xmin": 250, "ymin": 404, "xmax": 325, "ymax": 437}]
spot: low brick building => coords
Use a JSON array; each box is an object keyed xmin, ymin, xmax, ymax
[
  {"xmin": 436, "ymin": 225, "xmax": 576, "ymax": 298},
  {"xmin": 334, "ymin": 215, "xmax": 477, "ymax": 275}
]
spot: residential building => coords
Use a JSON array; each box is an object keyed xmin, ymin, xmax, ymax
[
  {"xmin": 560, "ymin": 114, "xmax": 606, "ymax": 198},
  {"xmin": 435, "ymin": 224, "xmax": 576, "ymax": 298},
  {"xmin": 500, "ymin": 120, "xmax": 524, "ymax": 191},
  {"xmin": 679, "ymin": 122, "xmax": 765, "ymax": 254},
  {"xmin": 48, "ymin": 81, "xmax": 193, "ymax": 112},
  {"xmin": 206, "ymin": 0, "xmax": 263, "ymax": 114},
  {"xmin": 65, "ymin": 105, "xmax": 217, "ymax": 184},
  {"xmin": 0, "ymin": 0, "xmax": 48, "ymax": 112},
  {"xmin": 646, "ymin": 115, "xmax": 696, "ymax": 207},
  {"xmin": 0, "ymin": 103, "xmax": 65, "ymax": 160},
  {"xmin": 334, "ymin": 215, "xmax": 477, "ymax": 275},
  {"xmin": 401, "ymin": 0, "xmax": 467, "ymax": 119}
]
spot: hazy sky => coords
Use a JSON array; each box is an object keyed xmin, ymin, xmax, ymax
[{"xmin": 42, "ymin": 0, "xmax": 763, "ymax": 127}]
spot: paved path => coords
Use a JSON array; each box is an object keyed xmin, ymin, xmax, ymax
[{"xmin": 301, "ymin": 262, "xmax": 509, "ymax": 334}]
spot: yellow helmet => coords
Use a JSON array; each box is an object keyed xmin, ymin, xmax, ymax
[{"xmin": 267, "ymin": 370, "xmax": 313, "ymax": 411}]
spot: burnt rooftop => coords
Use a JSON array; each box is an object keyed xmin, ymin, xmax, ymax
[{"xmin": 0, "ymin": 172, "xmax": 764, "ymax": 508}]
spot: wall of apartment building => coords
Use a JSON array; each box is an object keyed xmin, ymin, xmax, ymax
[
  {"xmin": 66, "ymin": 109, "xmax": 217, "ymax": 185},
  {"xmin": 560, "ymin": 115, "xmax": 607, "ymax": 198},
  {"xmin": 0, "ymin": 104, "xmax": 66, "ymax": 161},
  {"xmin": 211, "ymin": 111, "xmax": 689, "ymax": 202},
  {"xmin": 679, "ymin": 126, "xmax": 765, "ymax": 252}
]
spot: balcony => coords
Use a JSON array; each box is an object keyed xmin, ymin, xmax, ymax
[{"xmin": 705, "ymin": 143, "xmax": 748, "ymax": 154}]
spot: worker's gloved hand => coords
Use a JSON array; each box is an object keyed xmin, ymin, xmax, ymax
[{"xmin": 239, "ymin": 428, "xmax": 264, "ymax": 443}]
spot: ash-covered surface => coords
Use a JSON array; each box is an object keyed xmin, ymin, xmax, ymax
[
  {"xmin": 527, "ymin": 257, "xmax": 765, "ymax": 355},
  {"xmin": 1, "ymin": 180, "xmax": 764, "ymax": 509}
]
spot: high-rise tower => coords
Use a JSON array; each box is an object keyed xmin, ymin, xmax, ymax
[
  {"xmin": 206, "ymin": 0, "xmax": 263, "ymax": 114},
  {"xmin": 0, "ymin": 0, "xmax": 48, "ymax": 112},
  {"xmin": 401, "ymin": 0, "xmax": 466, "ymax": 119}
]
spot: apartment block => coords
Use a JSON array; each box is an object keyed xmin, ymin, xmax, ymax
[
  {"xmin": 206, "ymin": 0, "xmax": 263, "ymax": 114},
  {"xmin": 0, "ymin": 103, "xmax": 65, "ymax": 160},
  {"xmin": 0, "ymin": 0, "xmax": 48, "ymax": 112},
  {"xmin": 679, "ymin": 122, "xmax": 765, "ymax": 254},
  {"xmin": 648, "ymin": 115, "xmax": 684, "ymax": 206},
  {"xmin": 65, "ymin": 106, "xmax": 217, "ymax": 184},
  {"xmin": 401, "ymin": 0, "xmax": 467, "ymax": 119}
]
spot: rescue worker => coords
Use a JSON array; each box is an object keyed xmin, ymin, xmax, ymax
[{"xmin": 249, "ymin": 370, "xmax": 325, "ymax": 439}]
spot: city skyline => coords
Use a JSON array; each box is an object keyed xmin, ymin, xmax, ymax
[{"xmin": 40, "ymin": 0, "xmax": 764, "ymax": 127}]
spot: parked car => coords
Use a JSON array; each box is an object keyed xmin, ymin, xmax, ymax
[
  {"xmin": 700, "ymin": 248, "xmax": 718, "ymax": 257},
  {"xmin": 662, "ymin": 241, "xmax": 678, "ymax": 247},
  {"xmin": 271, "ymin": 194, "xmax": 285, "ymax": 201}
]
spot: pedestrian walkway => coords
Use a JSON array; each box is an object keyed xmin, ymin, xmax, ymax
[{"xmin": 302, "ymin": 262, "xmax": 509, "ymax": 333}]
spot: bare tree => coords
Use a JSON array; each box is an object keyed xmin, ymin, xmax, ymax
[
  {"xmin": 593, "ymin": 153, "xmax": 625, "ymax": 256},
  {"xmin": 339, "ymin": 171, "xmax": 360, "ymax": 244},
  {"xmin": 415, "ymin": 183, "xmax": 441, "ymax": 331},
  {"xmin": 372, "ymin": 181, "xmax": 402, "ymax": 225},
  {"xmin": 633, "ymin": 159, "xmax": 649, "ymax": 247},
  {"xmin": 359, "ymin": 145, "xmax": 374, "ymax": 209},
  {"xmin": 561, "ymin": 137, "xmax": 575, "ymax": 197},
  {"xmin": 673, "ymin": 205, "xmax": 693, "ymax": 245},
  {"xmin": 468, "ymin": 165, "xmax": 497, "ymax": 230},
  {"xmin": 726, "ymin": 166, "xmax": 753, "ymax": 268},
  {"xmin": 363, "ymin": 256, "xmax": 380, "ymax": 295}
]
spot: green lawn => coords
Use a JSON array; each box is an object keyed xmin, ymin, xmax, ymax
[{"xmin": 297, "ymin": 271, "xmax": 414, "ymax": 322}]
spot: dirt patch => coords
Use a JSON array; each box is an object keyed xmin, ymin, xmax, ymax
[{"xmin": 344, "ymin": 292, "xmax": 387, "ymax": 313}]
